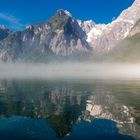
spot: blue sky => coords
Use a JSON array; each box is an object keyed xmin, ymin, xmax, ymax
[{"xmin": 0, "ymin": 0, "xmax": 134, "ymax": 30}]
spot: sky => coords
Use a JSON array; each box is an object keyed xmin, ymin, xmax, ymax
[{"xmin": 0, "ymin": 0, "xmax": 134, "ymax": 30}]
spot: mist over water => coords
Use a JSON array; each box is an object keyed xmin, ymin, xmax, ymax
[{"xmin": 0, "ymin": 62, "xmax": 140, "ymax": 80}]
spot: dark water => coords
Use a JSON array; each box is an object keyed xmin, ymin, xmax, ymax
[{"xmin": 0, "ymin": 79, "xmax": 140, "ymax": 140}]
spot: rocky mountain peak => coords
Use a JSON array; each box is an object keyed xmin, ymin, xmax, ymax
[
  {"xmin": 48, "ymin": 9, "xmax": 74, "ymax": 32},
  {"xmin": 56, "ymin": 9, "xmax": 72, "ymax": 17}
]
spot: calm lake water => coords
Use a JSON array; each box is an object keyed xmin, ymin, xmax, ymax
[{"xmin": 0, "ymin": 79, "xmax": 140, "ymax": 140}]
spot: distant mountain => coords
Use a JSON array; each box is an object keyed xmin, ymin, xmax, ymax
[
  {"xmin": 0, "ymin": 0, "xmax": 140, "ymax": 62},
  {"xmin": 0, "ymin": 25, "xmax": 11, "ymax": 41}
]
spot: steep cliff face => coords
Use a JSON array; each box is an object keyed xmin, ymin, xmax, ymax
[
  {"xmin": 85, "ymin": 0, "xmax": 140, "ymax": 52},
  {"xmin": 0, "ymin": 10, "xmax": 91, "ymax": 62}
]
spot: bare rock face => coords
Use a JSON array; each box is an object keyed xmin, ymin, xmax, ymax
[
  {"xmin": 129, "ymin": 19, "xmax": 140, "ymax": 36},
  {"xmin": 85, "ymin": 0, "xmax": 140, "ymax": 52},
  {"xmin": 77, "ymin": 20, "xmax": 95, "ymax": 34},
  {"xmin": 0, "ymin": 10, "xmax": 91, "ymax": 62}
]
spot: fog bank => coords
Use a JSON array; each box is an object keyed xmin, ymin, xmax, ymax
[{"xmin": 0, "ymin": 63, "xmax": 140, "ymax": 80}]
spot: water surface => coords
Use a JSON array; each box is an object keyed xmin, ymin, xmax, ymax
[{"xmin": 0, "ymin": 79, "xmax": 140, "ymax": 140}]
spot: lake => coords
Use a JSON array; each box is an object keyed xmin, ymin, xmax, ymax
[{"xmin": 0, "ymin": 79, "xmax": 140, "ymax": 140}]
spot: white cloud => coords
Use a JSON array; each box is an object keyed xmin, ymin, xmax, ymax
[{"xmin": 0, "ymin": 13, "xmax": 25, "ymax": 30}]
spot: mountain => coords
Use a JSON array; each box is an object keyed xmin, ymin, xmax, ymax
[
  {"xmin": 101, "ymin": 20, "xmax": 140, "ymax": 62},
  {"xmin": 0, "ymin": 10, "xmax": 91, "ymax": 62},
  {"xmin": 129, "ymin": 19, "xmax": 140, "ymax": 36},
  {"xmin": 86, "ymin": 0, "xmax": 140, "ymax": 52},
  {"xmin": 0, "ymin": 25, "xmax": 11, "ymax": 41},
  {"xmin": 0, "ymin": 0, "xmax": 140, "ymax": 62}
]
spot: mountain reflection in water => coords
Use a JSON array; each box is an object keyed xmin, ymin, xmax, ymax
[{"xmin": 0, "ymin": 79, "xmax": 140, "ymax": 140}]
